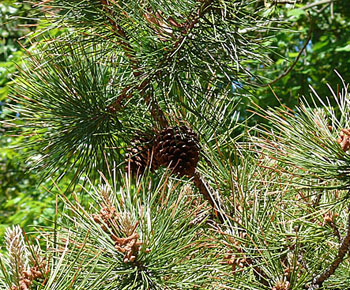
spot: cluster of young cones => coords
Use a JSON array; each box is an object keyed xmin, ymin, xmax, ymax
[
  {"xmin": 93, "ymin": 204, "xmax": 142, "ymax": 264},
  {"xmin": 11, "ymin": 260, "xmax": 48, "ymax": 290},
  {"xmin": 5, "ymin": 226, "xmax": 48, "ymax": 290},
  {"xmin": 125, "ymin": 125, "xmax": 200, "ymax": 177}
]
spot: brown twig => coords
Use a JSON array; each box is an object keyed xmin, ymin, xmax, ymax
[
  {"xmin": 104, "ymin": 0, "xmax": 214, "ymax": 128},
  {"xmin": 307, "ymin": 202, "xmax": 350, "ymax": 289},
  {"xmin": 100, "ymin": 0, "xmax": 136, "ymax": 67},
  {"xmin": 193, "ymin": 172, "xmax": 272, "ymax": 286},
  {"xmin": 100, "ymin": 0, "xmax": 168, "ymax": 126},
  {"xmin": 193, "ymin": 171, "xmax": 226, "ymax": 224},
  {"xmin": 170, "ymin": 0, "xmax": 213, "ymax": 54},
  {"xmin": 329, "ymin": 221, "xmax": 341, "ymax": 242},
  {"xmin": 248, "ymin": 259, "xmax": 270, "ymax": 287}
]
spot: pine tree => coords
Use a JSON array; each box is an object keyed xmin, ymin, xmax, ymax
[{"xmin": 3, "ymin": 1, "xmax": 350, "ymax": 289}]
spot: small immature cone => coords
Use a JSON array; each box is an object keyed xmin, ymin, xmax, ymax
[
  {"xmin": 322, "ymin": 211, "xmax": 339, "ymax": 226},
  {"xmin": 337, "ymin": 129, "xmax": 350, "ymax": 152},
  {"xmin": 5, "ymin": 225, "xmax": 27, "ymax": 284},
  {"xmin": 272, "ymin": 279, "xmax": 290, "ymax": 290},
  {"xmin": 93, "ymin": 205, "xmax": 142, "ymax": 263}
]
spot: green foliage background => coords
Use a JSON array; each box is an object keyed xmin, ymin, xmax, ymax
[
  {"xmin": 0, "ymin": 1, "xmax": 56, "ymax": 239},
  {"xmin": 252, "ymin": 1, "xmax": 350, "ymax": 109}
]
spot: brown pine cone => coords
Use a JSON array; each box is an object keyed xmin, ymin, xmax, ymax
[
  {"xmin": 125, "ymin": 132, "xmax": 158, "ymax": 176},
  {"xmin": 154, "ymin": 126, "xmax": 200, "ymax": 177}
]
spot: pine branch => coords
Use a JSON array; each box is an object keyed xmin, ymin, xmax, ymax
[
  {"xmin": 100, "ymin": 0, "xmax": 168, "ymax": 127},
  {"xmin": 308, "ymin": 201, "xmax": 350, "ymax": 289},
  {"xmin": 170, "ymin": 0, "xmax": 213, "ymax": 55},
  {"xmin": 253, "ymin": 77, "xmax": 350, "ymax": 187},
  {"xmin": 100, "ymin": 0, "xmax": 136, "ymax": 67},
  {"xmin": 106, "ymin": 0, "xmax": 215, "ymax": 128},
  {"xmin": 54, "ymin": 174, "xmax": 224, "ymax": 289},
  {"xmin": 328, "ymin": 220, "xmax": 341, "ymax": 242}
]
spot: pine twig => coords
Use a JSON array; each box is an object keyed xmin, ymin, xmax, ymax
[
  {"xmin": 329, "ymin": 221, "xmax": 341, "ymax": 242},
  {"xmin": 169, "ymin": 0, "xmax": 213, "ymax": 55},
  {"xmin": 247, "ymin": 258, "xmax": 270, "ymax": 287},
  {"xmin": 308, "ymin": 202, "xmax": 350, "ymax": 289},
  {"xmin": 100, "ymin": 0, "xmax": 168, "ymax": 127},
  {"xmin": 193, "ymin": 171, "xmax": 225, "ymax": 223},
  {"xmin": 100, "ymin": 0, "xmax": 137, "ymax": 67},
  {"xmin": 105, "ymin": 0, "xmax": 214, "ymax": 128}
]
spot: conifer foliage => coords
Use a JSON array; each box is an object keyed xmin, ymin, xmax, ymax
[{"xmin": 3, "ymin": 1, "xmax": 350, "ymax": 289}]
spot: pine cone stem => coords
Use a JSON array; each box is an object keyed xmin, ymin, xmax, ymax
[{"xmin": 193, "ymin": 171, "xmax": 225, "ymax": 223}]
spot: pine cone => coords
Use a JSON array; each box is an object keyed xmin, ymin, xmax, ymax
[
  {"xmin": 125, "ymin": 132, "xmax": 157, "ymax": 176},
  {"xmin": 154, "ymin": 126, "xmax": 200, "ymax": 177}
]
